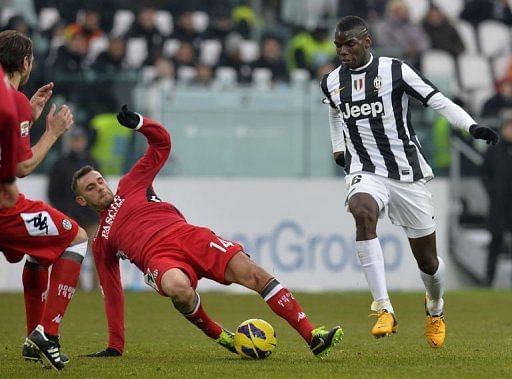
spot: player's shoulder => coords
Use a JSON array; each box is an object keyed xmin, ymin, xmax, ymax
[
  {"xmin": 376, "ymin": 56, "xmax": 405, "ymax": 66},
  {"xmin": 321, "ymin": 65, "xmax": 343, "ymax": 90},
  {"xmin": 11, "ymin": 89, "xmax": 30, "ymax": 104}
]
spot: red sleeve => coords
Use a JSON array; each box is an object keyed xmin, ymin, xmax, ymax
[
  {"xmin": 0, "ymin": 72, "xmax": 18, "ymax": 181},
  {"xmin": 118, "ymin": 117, "xmax": 170, "ymax": 194},
  {"xmin": 11, "ymin": 90, "xmax": 33, "ymax": 163},
  {"xmin": 93, "ymin": 240, "xmax": 125, "ymax": 353}
]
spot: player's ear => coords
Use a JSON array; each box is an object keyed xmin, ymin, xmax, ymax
[
  {"xmin": 75, "ymin": 195, "xmax": 87, "ymax": 207},
  {"xmin": 364, "ymin": 34, "xmax": 372, "ymax": 48}
]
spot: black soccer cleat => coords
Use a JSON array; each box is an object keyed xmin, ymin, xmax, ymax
[
  {"xmin": 309, "ymin": 326, "xmax": 344, "ymax": 359},
  {"xmin": 23, "ymin": 337, "xmax": 70, "ymax": 364},
  {"xmin": 27, "ymin": 325, "xmax": 65, "ymax": 370}
]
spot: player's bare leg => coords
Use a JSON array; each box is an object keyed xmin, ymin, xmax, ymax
[
  {"xmin": 225, "ymin": 252, "xmax": 343, "ymax": 358},
  {"xmin": 409, "ymin": 232, "xmax": 446, "ymax": 348},
  {"xmin": 349, "ymin": 193, "xmax": 397, "ymax": 337},
  {"xmin": 160, "ymin": 268, "xmax": 236, "ymax": 353}
]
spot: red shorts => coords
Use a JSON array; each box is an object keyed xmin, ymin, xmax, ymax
[
  {"xmin": 142, "ymin": 224, "xmax": 243, "ymax": 295},
  {"xmin": 0, "ymin": 194, "xmax": 79, "ymax": 266}
]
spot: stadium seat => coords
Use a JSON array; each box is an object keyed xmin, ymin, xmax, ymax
[
  {"xmin": 492, "ymin": 55, "xmax": 511, "ymax": 81},
  {"xmin": 432, "ymin": 0, "xmax": 463, "ymax": 20},
  {"xmin": 125, "ymin": 38, "xmax": 147, "ymax": 68},
  {"xmin": 478, "ymin": 20, "xmax": 511, "ymax": 57},
  {"xmin": 214, "ymin": 66, "xmax": 237, "ymax": 88},
  {"xmin": 192, "ymin": 11, "xmax": 209, "ymax": 33},
  {"xmin": 140, "ymin": 66, "xmax": 157, "ymax": 83},
  {"xmin": 239, "ymin": 40, "xmax": 259, "ymax": 63},
  {"xmin": 112, "ymin": 9, "xmax": 135, "ymax": 37},
  {"xmin": 85, "ymin": 36, "xmax": 109, "ymax": 65},
  {"xmin": 290, "ymin": 69, "xmax": 311, "ymax": 85},
  {"xmin": 154, "ymin": 10, "xmax": 173, "ymax": 36},
  {"xmin": 163, "ymin": 38, "xmax": 180, "ymax": 58},
  {"xmin": 421, "ymin": 50, "xmax": 459, "ymax": 95},
  {"xmin": 0, "ymin": 7, "xmax": 17, "ymax": 26},
  {"xmin": 252, "ymin": 68, "xmax": 272, "ymax": 90},
  {"xmin": 455, "ymin": 20, "xmax": 478, "ymax": 54},
  {"xmin": 200, "ymin": 39, "xmax": 222, "ymax": 66},
  {"xmin": 402, "ymin": 0, "xmax": 429, "ymax": 22},
  {"xmin": 177, "ymin": 66, "xmax": 197, "ymax": 83},
  {"xmin": 458, "ymin": 54, "xmax": 494, "ymax": 112},
  {"xmin": 38, "ymin": 7, "xmax": 60, "ymax": 31}
]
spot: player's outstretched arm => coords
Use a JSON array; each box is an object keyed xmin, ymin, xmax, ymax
[
  {"xmin": 469, "ymin": 124, "xmax": 499, "ymax": 145},
  {"xmin": 82, "ymin": 347, "xmax": 122, "ymax": 358}
]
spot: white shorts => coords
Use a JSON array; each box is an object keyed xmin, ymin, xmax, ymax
[{"xmin": 345, "ymin": 172, "xmax": 436, "ymax": 238}]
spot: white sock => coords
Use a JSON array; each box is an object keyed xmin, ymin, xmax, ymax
[
  {"xmin": 420, "ymin": 256, "xmax": 446, "ymax": 316},
  {"xmin": 356, "ymin": 238, "xmax": 394, "ymax": 314}
]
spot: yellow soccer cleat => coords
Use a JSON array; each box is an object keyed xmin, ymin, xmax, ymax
[
  {"xmin": 425, "ymin": 315, "xmax": 446, "ymax": 348},
  {"xmin": 370, "ymin": 310, "xmax": 398, "ymax": 338}
]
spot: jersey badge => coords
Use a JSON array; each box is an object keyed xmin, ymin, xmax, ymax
[
  {"xmin": 374, "ymin": 76, "xmax": 382, "ymax": 90},
  {"xmin": 62, "ymin": 219, "xmax": 73, "ymax": 230},
  {"xmin": 20, "ymin": 121, "xmax": 30, "ymax": 137},
  {"xmin": 353, "ymin": 78, "xmax": 364, "ymax": 92}
]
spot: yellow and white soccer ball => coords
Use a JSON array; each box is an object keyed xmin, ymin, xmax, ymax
[{"xmin": 234, "ymin": 319, "xmax": 277, "ymax": 359}]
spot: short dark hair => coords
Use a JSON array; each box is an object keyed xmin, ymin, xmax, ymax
[
  {"xmin": 0, "ymin": 30, "xmax": 32, "ymax": 74},
  {"xmin": 335, "ymin": 16, "xmax": 369, "ymax": 34},
  {"xmin": 71, "ymin": 165, "xmax": 95, "ymax": 195}
]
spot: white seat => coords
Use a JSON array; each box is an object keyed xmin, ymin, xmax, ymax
[
  {"xmin": 458, "ymin": 54, "xmax": 493, "ymax": 90},
  {"xmin": 112, "ymin": 9, "xmax": 134, "ymax": 37},
  {"xmin": 192, "ymin": 11, "xmax": 209, "ymax": 33},
  {"xmin": 1, "ymin": 7, "xmax": 17, "ymax": 26},
  {"xmin": 478, "ymin": 20, "xmax": 511, "ymax": 57},
  {"xmin": 125, "ymin": 38, "xmax": 147, "ymax": 68},
  {"xmin": 85, "ymin": 37, "xmax": 109, "ymax": 65},
  {"xmin": 38, "ymin": 7, "xmax": 60, "ymax": 31},
  {"xmin": 402, "ymin": 0, "xmax": 429, "ymax": 22},
  {"xmin": 140, "ymin": 66, "xmax": 157, "ymax": 83},
  {"xmin": 455, "ymin": 20, "xmax": 478, "ymax": 54},
  {"xmin": 458, "ymin": 54, "xmax": 494, "ymax": 112},
  {"xmin": 239, "ymin": 40, "xmax": 259, "ymax": 63},
  {"xmin": 290, "ymin": 68, "xmax": 311, "ymax": 85},
  {"xmin": 421, "ymin": 50, "xmax": 459, "ymax": 94},
  {"xmin": 177, "ymin": 66, "xmax": 197, "ymax": 83},
  {"xmin": 214, "ymin": 66, "xmax": 237, "ymax": 87},
  {"xmin": 154, "ymin": 10, "xmax": 173, "ymax": 36},
  {"xmin": 492, "ymin": 55, "xmax": 511, "ymax": 81},
  {"xmin": 163, "ymin": 38, "xmax": 180, "ymax": 58},
  {"xmin": 199, "ymin": 39, "xmax": 222, "ymax": 66},
  {"xmin": 432, "ymin": 0, "xmax": 463, "ymax": 20},
  {"xmin": 252, "ymin": 68, "xmax": 272, "ymax": 89}
]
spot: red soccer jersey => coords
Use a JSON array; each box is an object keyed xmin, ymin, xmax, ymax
[
  {"xmin": 0, "ymin": 68, "xmax": 18, "ymax": 181},
  {"xmin": 11, "ymin": 89, "xmax": 33, "ymax": 163},
  {"xmin": 92, "ymin": 117, "xmax": 187, "ymax": 352}
]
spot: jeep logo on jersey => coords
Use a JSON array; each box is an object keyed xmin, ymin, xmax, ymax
[{"xmin": 339, "ymin": 98, "xmax": 385, "ymax": 121}]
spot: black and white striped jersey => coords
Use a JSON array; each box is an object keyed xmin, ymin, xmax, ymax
[{"xmin": 321, "ymin": 55, "xmax": 440, "ymax": 182}]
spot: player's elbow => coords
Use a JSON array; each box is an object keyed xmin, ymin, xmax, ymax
[{"xmin": 15, "ymin": 162, "xmax": 31, "ymax": 178}]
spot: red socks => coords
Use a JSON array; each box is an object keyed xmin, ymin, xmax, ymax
[
  {"xmin": 22, "ymin": 260, "xmax": 49, "ymax": 335},
  {"xmin": 182, "ymin": 293, "xmax": 223, "ymax": 339},
  {"xmin": 40, "ymin": 256, "xmax": 81, "ymax": 336},
  {"xmin": 260, "ymin": 279, "xmax": 315, "ymax": 343}
]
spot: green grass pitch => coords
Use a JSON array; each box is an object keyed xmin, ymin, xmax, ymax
[{"xmin": 0, "ymin": 290, "xmax": 510, "ymax": 378}]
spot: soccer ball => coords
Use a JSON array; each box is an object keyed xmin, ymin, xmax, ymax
[{"xmin": 234, "ymin": 319, "xmax": 277, "ymax": 359}]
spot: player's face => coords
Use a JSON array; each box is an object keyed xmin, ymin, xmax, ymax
[
  {"xmin": 75, "ymin": 170, "xmax": 114, "ymax": 211},
  {"xmin": 334, "ymin": 28, "xmax": 371, "ymax": 69}
]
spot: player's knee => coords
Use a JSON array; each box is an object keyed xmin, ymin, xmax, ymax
[
  {"xmin": 418, "ymin": 256, "xmax": 438, "ymax": 275},
  {"xmin": 161, "ymin": 269, "xmax": 194, "ymax": 301},
  {"xmin": 244, "ymin": 263, "xmax": 272, "ymax": 292},
  {"xmin": 352, "ymin": 206, "xmax": 377, "ymax": 228}
]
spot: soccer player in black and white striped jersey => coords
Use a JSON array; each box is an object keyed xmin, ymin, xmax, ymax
[{"xmin": 320, "ymin": 16, "xmax": 499, "ymax": 348}]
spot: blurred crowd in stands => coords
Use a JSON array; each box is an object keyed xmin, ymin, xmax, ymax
[{"xmin": 3, "ymin": 0, "xmax": 512, "ymax": 174}]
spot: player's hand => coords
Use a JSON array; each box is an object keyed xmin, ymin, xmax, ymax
[
  {"xmin": 46, "ymin": 104, "xmax": 73, "ymax": 138},
  {"xmin": 82, "ymin": 347, "xmax": 122, "ymax": 357},
  {"xmin": 30, "ymin": 82, "xmax": 54, "ymax": 121},
  {"xmin": 334, "ymin": 151, "xmax": 345, "ymax": 168},
  {"xmin": 117, "ymin": 104, "xmax": 142, "ymax": 129},
  {"xmin": 469, "ymin": 124, "xmax": 499, "ymax": 145},
  {"xmin": 0, "ymin": 181, "xmax": 19, "ymax": 209}
]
